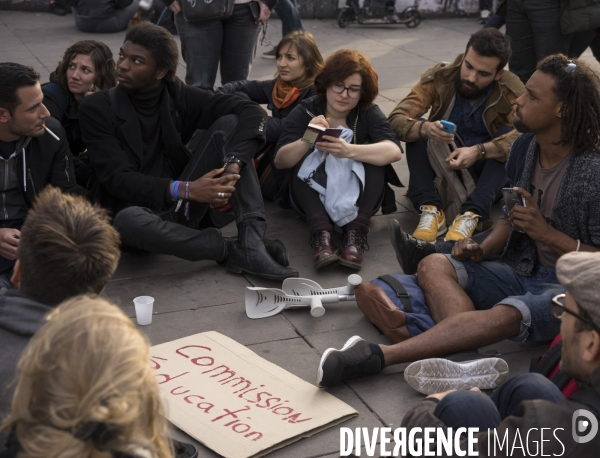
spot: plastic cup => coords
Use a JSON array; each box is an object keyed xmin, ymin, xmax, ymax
[{"xmin": 133, "ymin": 296, "xmax": 154, "ymax": 325}]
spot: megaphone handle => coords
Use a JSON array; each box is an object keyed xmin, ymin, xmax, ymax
[{"xmin": 310, "ymin": 297, "xmax": 325, "ymax": 317}]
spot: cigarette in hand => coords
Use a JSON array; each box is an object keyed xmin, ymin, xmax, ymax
[{"xmin": 42, "ymin": 124, "xmax": 60, "ymax": 141}]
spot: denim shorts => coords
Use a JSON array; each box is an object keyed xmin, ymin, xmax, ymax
[{"xmin": 443, "ymin": 255, "xmax": 563, "ymax": 342}]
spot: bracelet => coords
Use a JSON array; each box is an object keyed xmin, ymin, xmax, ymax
[
  {"xmin": 223, "ymin": 168, "xmax": 239, "ymax": 175},
  {"xmin": 170, "ymin": 180, "xmax": 181, "ymax": 201},
  {"xmin": 184, "ymin": 181, "xmax": 190, "ymax": 221},
  {"xmin": 576, "ymin": 239, "xmax": 581, "ymax": 252},
  {"xmin": 417, "ymin": 121, "xmax": 426, "ymax": 139},
  {"xmin": 476, "ymin": 144, "xmax": 485, "ymax": 158},
  {"xmin": 480, "ymin": 143, "xmax": 487, "ymax": 158}
]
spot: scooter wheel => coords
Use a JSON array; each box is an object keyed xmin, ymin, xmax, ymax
[
  {"xmin": 403, "ymin": 9, "xmax": 421, "ymax": 28},
  {"xmin": 337, "ymin": 9, "xmax": 353, "ymax": 28}
]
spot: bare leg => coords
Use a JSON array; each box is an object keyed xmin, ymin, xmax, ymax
[
  {"xmin": 417, "ymin": 253, "xmax": 476, "ymax": 322},
  {"xmin": 381, "ymin": 305, "xmax": 522, "ymax": 366},
  {"xmin": 380, "ymin": 254, "xmax": 521, "ymax": 366}
]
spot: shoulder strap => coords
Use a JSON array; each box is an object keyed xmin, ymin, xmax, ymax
[{"xmin": 377, "ymin": 275, "xmax": 413, "ymax": 313}]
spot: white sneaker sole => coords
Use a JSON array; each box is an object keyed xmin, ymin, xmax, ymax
[
  {"xmin": 404, "ymin": 357, "xmax": 509, "ymax": 395},
  {"xmin": 316, "ymin": 335, "xmax": 363, "ymax": 387}
]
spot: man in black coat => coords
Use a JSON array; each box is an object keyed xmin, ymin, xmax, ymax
[
  {"xmin": 79, "ymin": 22, "xmax": 297, "ymax": 280},
  {"xmin": 0, "ymin": 63, "xmax": 77, "ymax": 289}
]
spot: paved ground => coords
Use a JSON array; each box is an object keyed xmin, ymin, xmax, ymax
[{"xmin": 2, "ymin": 10, "xmax": 598, "ymax": 457}]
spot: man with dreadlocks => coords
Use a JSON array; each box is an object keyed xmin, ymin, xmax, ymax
[{"xmin": 316, "ymin": 54, "xmax": 600, "ymax": 389}]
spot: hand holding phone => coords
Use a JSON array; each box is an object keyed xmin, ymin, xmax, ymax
[
  {"xmin": 440, "ymin": 120, "xmax": 456, "ymax": 135},
  {"xmin": 502, "ymin": 187, "xmax": 525, "ymax": 232}
]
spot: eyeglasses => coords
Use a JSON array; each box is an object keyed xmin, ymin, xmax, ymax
[
  {"xmin": 564, "ymin": 60, "xmax": 577, "ymax": 74},
  {"xmin": 551, "ymin": 294, "xmax": 600, "ymax": 332},
  {"xmin": 330, "ymin": 82, "xmax": 362, "ymax": 99}
]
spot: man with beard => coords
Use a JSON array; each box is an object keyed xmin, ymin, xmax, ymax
[
  {"xmin": 388, "ymin": 29, "xmax": 524, "ymax": 243},
  {"xmin": 317, "ymin": 55, "xmax": 600, "ymax": 390},
  {"xmin": 0, "ymin": 63, "xmax": 76, "ymax": 289},
  {"xmin": 397, "ymin": 251, "xmax": 600, "ymax": 457}
]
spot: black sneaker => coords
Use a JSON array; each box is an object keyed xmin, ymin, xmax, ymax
[
  {"xmin": 262, "ymin": 48, "xmax": 277, "ymax": 59},
  {"xmin": 317, "ymin": 336, "xmax": 382, "ymax": 387},
  {"xmin": 388, "ymin": 219, "xmax": 436, "ymax": 275}
]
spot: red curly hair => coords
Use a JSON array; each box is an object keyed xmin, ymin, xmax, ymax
[{"xmin": 314, "ymin": 49, "xmax": 378, "ymax": 109}]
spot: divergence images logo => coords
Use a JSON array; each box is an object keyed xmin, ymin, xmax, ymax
[{"xmin": 572, "ymin": 409, "xmax": 598, "ymax": 444}]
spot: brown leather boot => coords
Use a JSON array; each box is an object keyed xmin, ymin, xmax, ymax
[
  {"xmin": 339, "ymin": 229, "xmax": 368, "ymax": 270},
  {"xmin": 310, "ymin": 230, "xmax": 339, "ymax": 270}
]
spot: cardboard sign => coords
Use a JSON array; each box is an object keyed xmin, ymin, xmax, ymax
[{"xmin": 151, "ymin": 332, "xmax": 358, "ymax": 458}]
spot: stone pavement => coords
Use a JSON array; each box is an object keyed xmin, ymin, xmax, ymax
[{"xmin": 2, "ymin": 11, "xmax": 597, "ymax": 457}]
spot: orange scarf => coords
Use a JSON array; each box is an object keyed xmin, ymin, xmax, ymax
[{"xmin": 272, "ymin": 79, "xmax": 303, "ymax": 109}]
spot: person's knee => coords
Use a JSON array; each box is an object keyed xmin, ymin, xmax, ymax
[
  {"xmin": 492, "ymin": 304, "xmax": 524, "ymax": 333},
  {"xmin": 503, "ymin": 373, "xmax": 564, "ymax": 401},
  {"xmin": 113, "ymin": 207, "xmax": 153, "ymax": 240},
  {"xmin": 417, "ymin": 254, "xmax": 455, "ymax": 287},
  {"xmin": 435, "ymin": 390, "xmax": 499, "ymax": 429},
  {"xmin": 212, "ymin": 114, "xmax": 239, "ymax": 132}
]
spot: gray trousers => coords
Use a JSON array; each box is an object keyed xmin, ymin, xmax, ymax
[
  {"xmin": 175, "ymin": 3, "xmax": 260, "ymax": 90},
  {"xmin": 113, "ymin": 115, "xmax": 265, "ymax": 262},
  {"xmin": 72, "ymin": 1, "xmax": 140, "ymax": 34}
]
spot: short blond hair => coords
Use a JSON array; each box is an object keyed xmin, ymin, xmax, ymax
[
  {"xmin": 2, "ymin": 296, "xmax": 174, "ymax": 458},
  {"xmin": 18, "ymin": 187, "xmax": 120, "ymax": 306}
]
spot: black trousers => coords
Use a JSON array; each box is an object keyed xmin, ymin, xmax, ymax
[
  {"xmin": 290, "ymin": 153, "xmax": 385, "ymax": 222},
  {"xmin": 113, "ymin": 115, "xmax": 264, "ymax": 261},
  {"xmin": 406, "ymin": 138, "xmax": 507, "ymax": 220}
]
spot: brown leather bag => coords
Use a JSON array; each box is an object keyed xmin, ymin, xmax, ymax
[{"xmin": 355, "ymin": 275, "xmax": 434, "ymax": 344}]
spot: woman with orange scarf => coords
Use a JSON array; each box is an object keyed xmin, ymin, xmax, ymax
[{"xmin": 217, "ymin": 30, "xmax": 323, "ymax": 145}]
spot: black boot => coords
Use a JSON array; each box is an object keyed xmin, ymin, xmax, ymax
[
  {"xmin": 226, "ymin": 219, "xmax": 298, "ymax": 280},
  {"xmin": 219, "ymin": 237, "xmax": 289, "ymax": 267}
]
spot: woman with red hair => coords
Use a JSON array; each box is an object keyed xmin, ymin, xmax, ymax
[{"xmin": 275, "ymin": 50, "xmax": 402, "ymax": 270}]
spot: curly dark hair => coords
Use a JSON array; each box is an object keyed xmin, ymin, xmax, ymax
[
  {"xmin": 314, "ymin": 49, "xmax": 378, "ymax": 109},
  {"xmin": 125, "ymin": 22, "xmax": 179, "ymax": 83},
  {"xmin": 537, "ymin": 54, "xmax": 600, "ymax": 154},
  {"xmin": 54, "ymin": 40, "xmax": 117, "ymax": 92}
]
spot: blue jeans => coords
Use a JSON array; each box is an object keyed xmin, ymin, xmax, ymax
[
  {"xmin": 435, "ymin": 373, "xmax": 565, "ymax": 430},
  {"xmin": 175, "ymin": 4, "xmax": 260, "ymax": 90},
  {"xmin": 72, "ymin": 0, "xmax": 140, "ymax": 34},
  {"xmin": 274, "ymin": 0, "xmax": 304, "ymax": 37},
  {"xmin": 506, "ymin": 0, "xmax": 572, "ymax": 84},
  {"xmin": 443, "ymin": 254, "xmax": 563, "ymax": 342}
]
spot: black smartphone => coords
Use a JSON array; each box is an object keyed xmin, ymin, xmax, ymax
[{"xmin": 502, "ymin": 188, "xmax": 525, "ymax": 232}]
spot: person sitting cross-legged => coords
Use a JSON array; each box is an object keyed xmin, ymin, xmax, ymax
[
  {"xmin": 317, "ymin": 54, "xmax": 600, "ymax": 388},
  {"xmin": 388, "ymin": 28, "xmax": 525, "ymax": 243},
  {"xmin": 400, "ymin": 251, "xmax": 600, "ymax": 456},
  {"xmin": 79, "ymin": 22, "xmax": 297, "ymax": 281}
]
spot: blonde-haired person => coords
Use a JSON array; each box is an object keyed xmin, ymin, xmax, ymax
[{"xmin": 0, "ymin": 296, "xmax": 174, "ymax": 458}]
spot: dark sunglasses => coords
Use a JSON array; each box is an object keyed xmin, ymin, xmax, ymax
[{"xmin": 552, "ymin": 293, "xmax": 600, "ymax": 332}]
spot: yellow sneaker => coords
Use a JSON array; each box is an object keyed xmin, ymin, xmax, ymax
[
  {"xmin": 444, "ymin": 211, "xmax": 480, "ymax": 242},
  {"xmin": 412, "ymin": 205, "xmax": 447, "ymax": 242}
]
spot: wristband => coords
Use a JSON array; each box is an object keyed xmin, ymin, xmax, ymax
[
  {"xmin": 184, "ymin": 181, "xmax": 190, "ymax": 221},
  {"xmin": 170, "ymin": 180, "xmax": 181, "ymax": 201},
  {"xmin": 576, "ymin": 239, "xmax": 581, "ymax": 252},
  {"xmin": 417, "ymin": 121, "xmax": 426, "ymax": 139}
]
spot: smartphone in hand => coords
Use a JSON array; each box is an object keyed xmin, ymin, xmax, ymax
[
  {"xmin": 502, "ymin": 188, "xmax": 525, "ymax": 232},
  {"xmin": 440, "ymin": 120, "xmax": 456, "ymax": 135}
]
